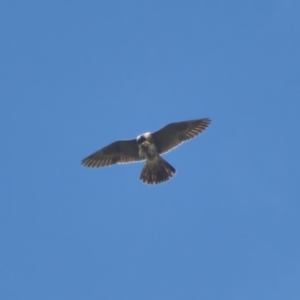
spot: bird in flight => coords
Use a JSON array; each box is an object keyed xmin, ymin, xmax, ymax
[{"xmin": 81, "ymin": 118, "xmax": 211, "ymax": 184}]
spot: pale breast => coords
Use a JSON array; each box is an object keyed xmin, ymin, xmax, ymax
[{"xmin": 139, "ymin": 142, "xmax": 158, "ymax": 160}]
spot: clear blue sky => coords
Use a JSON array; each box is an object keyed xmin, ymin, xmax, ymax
[{"xmin": 1, "ymin": 1, "xmax": 299, "ymax": 299}]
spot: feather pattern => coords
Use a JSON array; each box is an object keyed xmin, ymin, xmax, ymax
[
  {"xmin": 152, "ymin": 118, "xmax": 211, "ymax": 154},
  {"xmin": 81, "ymin": 139, "xmax": 143, "ymax": 167},
  {"xmin": 140, "ymin": 157, "xmax": 176, "ymax": 184}
]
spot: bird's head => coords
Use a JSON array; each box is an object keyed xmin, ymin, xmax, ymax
[{"xmin": 136, "ymin": 133, "xmax": 151, "ymax": 145}]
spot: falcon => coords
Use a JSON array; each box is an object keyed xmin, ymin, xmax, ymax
[{"xmin": 82, "ymin": 118, "xmax": 211, "ymax": 184}]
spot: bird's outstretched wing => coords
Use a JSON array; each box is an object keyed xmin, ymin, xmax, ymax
[
  {"xmin": 152, "ymin": 118, "xmax": 211, "ymax": 154},
  {"xmin": 81, "ymin": 139, "xmax": 143, "ymax": 167}
]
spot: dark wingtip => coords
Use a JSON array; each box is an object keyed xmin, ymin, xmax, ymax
[{"xmin": 200, "ymin": 118, "xmax": 211, "ymax": 125}]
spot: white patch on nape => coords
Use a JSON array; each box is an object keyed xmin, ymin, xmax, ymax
[
  {"xmin": 137, "ymin": 132, "xmax": 151, "ymax": 138},
  {"xmin": 144, "ymin": 132, "xmax": 152, "ymax": 142},
  {"xmin": 136, "ymin": 132, "xmax": 152, "ymax": 142}
]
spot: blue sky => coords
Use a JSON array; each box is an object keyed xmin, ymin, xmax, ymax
[{"xmin": 1, "ymin": 1, "xmax": 300, "ymax": 299}]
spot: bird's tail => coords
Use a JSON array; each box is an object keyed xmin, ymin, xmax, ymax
[{"xmin": 140, "ymin": 156, "xmax": 176, "ymax": 184}]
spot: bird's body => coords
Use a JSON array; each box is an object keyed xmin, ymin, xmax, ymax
[
  {"xmin": 137, "ymin": 133, "xmax": 156, "ymax": 159},
  {"xmin": 136, "ymin": 132, "xmax": 176, "ymax": 183},
  {"xmin": 82, "ymin": 118, "xmax": 211, "ymax": 184}
]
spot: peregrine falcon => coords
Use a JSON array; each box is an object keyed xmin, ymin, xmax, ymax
[{"xmin": 82, "ymin": 118, "xmax": 211, "ymax": 184}]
